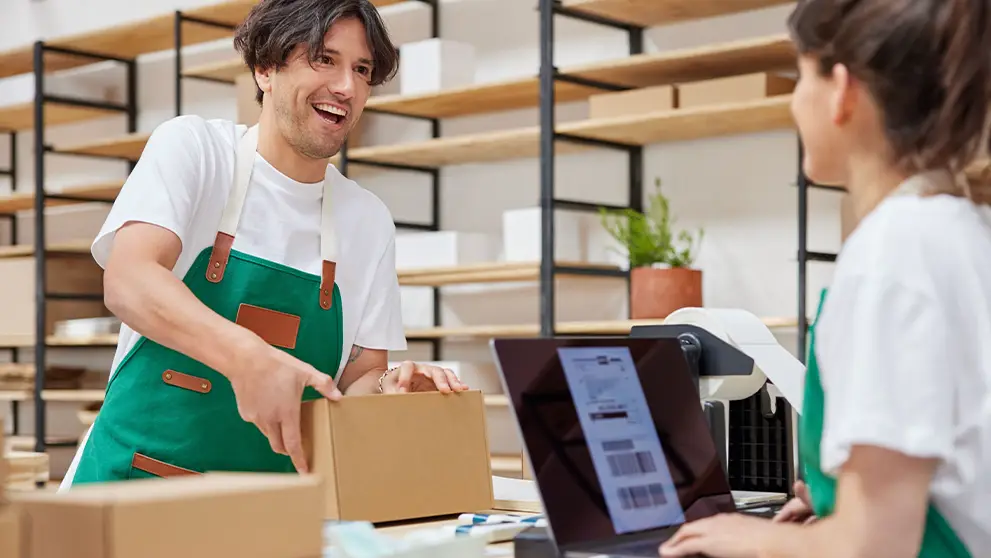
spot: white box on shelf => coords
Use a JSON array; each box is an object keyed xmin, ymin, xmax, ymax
[
  {"xmin": 502, "ymin": 207, "xmax": 583, "ymax": 263},
  {"xmin": 395, "ymin": 231, "xmax": 498, "ymax": 271},
  {"xmin": 399, "ymin": 38, "xmax": 475, "ymax": 96}
]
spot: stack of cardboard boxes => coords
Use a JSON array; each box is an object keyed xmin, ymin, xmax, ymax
[{"xmin": 0, "ymin": 391, "xmax": 496, "ymax": 556}]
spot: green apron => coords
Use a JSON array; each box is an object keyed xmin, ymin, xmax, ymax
[
  {"xmin": 799, "ymin": 288, "xmax": 971, "ymax": 557},
  {"xmin": 70, "ymin": 124, "xmax": 345, "ymax": 483}
]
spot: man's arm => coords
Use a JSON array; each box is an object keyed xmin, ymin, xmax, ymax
[
  {"xmin": 335, "ymin": 345, "xmax": 389, "ymax": 395},
  {"xmin": 104, "ymin": 222, "xmax": 340, "ymax": 472},
  {"xmin": 336, "ymin": 345, "xmax": 466, "ymax": 395}
]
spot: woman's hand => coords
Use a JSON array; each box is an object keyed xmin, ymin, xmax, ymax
[
  {"xmin": 774, "ymin": 480, "xmax": 817, "ymax": 524},
  {"xmin": 659, "ymin": 514, "xmax": 777, "ymax": 558},
  {"xmin": 381, "ymin": 360, "xmax": 470, "ymax": 394}
]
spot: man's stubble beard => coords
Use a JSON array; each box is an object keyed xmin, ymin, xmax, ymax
[{"xmin": 275, "ymin": 98, "xmax": 345, "ymax": 160}]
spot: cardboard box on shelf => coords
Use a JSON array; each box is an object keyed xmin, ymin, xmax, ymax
[
  {"xmin": 678, "ymin": 72, "xmax": 796, "ymax": 109},
  {"xmin": 302, "ymin": 391, "xmax": 494, "ymax": 523},
  {"xmin": 399, "ymin": 38, "xmax": 475, "ymax": 96},
  {"xmin": 0, "ymin": 505, "xmax": 20, "ymax": 558},
  {"xmin": 12, "ymin": 473, "xmax": 323, "ymax": 558},
  {"xmin": 588, "ymin": 85, "xmax": 679, "ymax": 120},
  {"xmin": 0, "ymin": 254, "xmax": 109, "ymax": 342}
]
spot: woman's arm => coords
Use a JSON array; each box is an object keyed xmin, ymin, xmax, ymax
[{"xmin": 660, "ymin": 444, "xmax": 938, "ymax": 558}]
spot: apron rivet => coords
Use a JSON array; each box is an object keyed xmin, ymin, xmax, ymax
[
  {"xmin": 165, "ymin": 373, "xmax": 172, "ymax": 380},
  {"xmin": 323, "ymin": 289, "xmax": 329, "ymax": 295},
  {"xmin": 214, "ymin": 262, "xmax": 220, "ymax": 268},
  {"xmin": 201, "ymin": 383, "xmax": 208, "ymax": 390},
  {"xmin": 210, "ymin": 273, "xmax": 217, "ymax": 279}
]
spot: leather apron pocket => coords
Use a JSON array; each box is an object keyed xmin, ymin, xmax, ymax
[{"xmin": 130, "ymin": 452, "xmax": 200, "ymax": 479}]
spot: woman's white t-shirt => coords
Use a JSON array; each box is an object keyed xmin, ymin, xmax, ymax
[
  {"xmin": 814, "ymin": 183, "xmax": 991, "ymax": 553},
  {"xmin": 60, "ymin": 115, "xmax": 408, "ymax": 488}
]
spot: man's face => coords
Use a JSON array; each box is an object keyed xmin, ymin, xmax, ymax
[{"xmin": 256, "ymin": 17, "xmax": 374, "ymax": 160}]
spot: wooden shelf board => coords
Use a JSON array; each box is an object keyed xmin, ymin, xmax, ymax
[
  {"xmin": 397, "ymin": 261, "xmax": 622, "ymax": 287},
  {"xmin": 0, "ymin": 180, "xmax": 123, "ymax": 215},
  {"xmin": 54, "ymin": 132, "xmax": 150, "ymax": 160},
  {"xmin": 0, "ymin": 389, "xmax": 105, "ymax": 402},
  {"xmin": 485, "ymin": 394, "xmax": 509, "ymax": 407},
  {"xmin": 7, "ymin": 436, "xmax": 78, "ymax": 452},
  {"xmin": 349, "ymin": 96, "xmax": 794, "ymax": 168},
  {"xmin": 366, "ymin": 34, "xmax": 795, "ymax": 119},
  {"xmin": 561, "ymin": 0, "xmax": 795, "ymax": 27},
  {"xmin": 0, "ymin": 100, "xmax": 122, "ymax": 132},
  {"xmin": 491, "ymin": 454, "xmax": 524, "ymax": 477},
  {"xmin": 0, "ymin": 334, "xmax": 118, "ymax": 347},
  {"xmin": 182, "ymin": 57, "xmax": 247, "ymax": 83},
  {"xmin": 0, "ymin": 1, "xmax": 257, "ymax": 80},
  {"xmin": 0, "ymin": 242, "xmax": 92, "ymax": 259},
  {"xmin": 407, "ymin": 316, "xmax": 797, "ymax": 339}
]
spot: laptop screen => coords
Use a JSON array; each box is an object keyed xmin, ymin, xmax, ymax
[{"xmin": 492, "ymin": 337, "xmax": 735, "ymax": 549}]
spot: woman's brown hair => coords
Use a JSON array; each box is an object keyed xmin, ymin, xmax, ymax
[{"xmin": 787, "ymin": 0, "xmax": 991, "ymax": 192}]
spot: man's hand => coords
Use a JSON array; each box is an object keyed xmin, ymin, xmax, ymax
[
  {"xmin": 227, "ymin": 341, "xmax": 342, "ymax": 474},
  {"xmin": 773, "ymin": 480, "xmax": 817, "ymax": 524},
  {"xmin": 381, "ymin": 360, "xmax": 468, "ymax": 394}
]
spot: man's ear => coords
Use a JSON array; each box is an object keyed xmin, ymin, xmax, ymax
[{"xmin": 254, "ymin": 67, "xmax": 274, "ymax": 97}]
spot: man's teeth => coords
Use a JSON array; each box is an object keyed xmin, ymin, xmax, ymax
[{"xmin": 314, "ymin": 103, "xmax": 347, "ymax": 117}]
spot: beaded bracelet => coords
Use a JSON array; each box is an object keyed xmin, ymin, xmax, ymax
[{"xmin": 378, "ymin": 367, "xmax": 398, "ymax": 394}]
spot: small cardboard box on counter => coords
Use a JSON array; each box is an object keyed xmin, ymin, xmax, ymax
[
  {"xmin": 588, "ymin": 84, "xmax": 679, "ymax": 120},
  {"xmin": 11, "ymin": 473, "xmax": 324, "ymax": 558},
  {"xmin": 0, "ymin": 504, "xmax": 20, "ymax": 558},
  {"xmin": 678, "ymin": 72, "xmax": 795, "ymax": 109},
  {"xmin": 302, "ymin": 390, "xmax": 494, "ymax": 523}
]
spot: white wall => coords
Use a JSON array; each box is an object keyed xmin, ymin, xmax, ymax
[{"xmin": 0, "ymin": 0, "xmax": 841, "ymax": 477}]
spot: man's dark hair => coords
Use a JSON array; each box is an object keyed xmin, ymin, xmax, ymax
[{"xmin": 233, "ymin": 0, "xmax": 399, "ymax": 104}]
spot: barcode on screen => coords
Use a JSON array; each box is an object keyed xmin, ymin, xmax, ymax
[
  {"xmin": 607, "ymin": 451, "xmax": 657, "ymax": 477},
  {"xmin": 617, "ymin": 483, "xmax": 668, "ymax": 510},
  {"xmin": 602, "ymin": 440, "xmax": 635, "ymax": 452}
]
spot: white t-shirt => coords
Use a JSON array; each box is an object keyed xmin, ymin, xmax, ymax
[
  {"xmin": 60, "ymin": 115, "xmax": 407, "ymax": 488},
  {"xmin": 814, "ymin": 185, "xmax": 991, "ymax": 553}
]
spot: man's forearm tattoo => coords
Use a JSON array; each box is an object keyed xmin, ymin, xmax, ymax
[{"xmin": 348, "ymin": 345, "xmax": 364, "ymax": 364}]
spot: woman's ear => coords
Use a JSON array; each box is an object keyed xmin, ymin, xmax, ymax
[{"xmin": 829, "ymin": 63, "xmax": 856, "ymax": 127}]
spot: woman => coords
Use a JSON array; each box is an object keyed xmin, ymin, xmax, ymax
[{"xmin": 661, "ymin": 0, "xmax": 991, "ymax": 556}]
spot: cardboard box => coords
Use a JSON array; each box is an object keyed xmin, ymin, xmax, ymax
[
  {"xmin": 503, "ymin": 207, "xmax": 583, "ymax": 262},
  {"xmin": 0, "ymin": 254, "xmax": 108, "ymax": 342},
  {"xmin": 678, "ymin": 73, "xmax": 795, "ymax": 109},
  {"xmin": 0, "ymin": 505, "xmax": 20, "ymax": 558},
  {"xmin": 399, "ymin": 38, "xmax": 475, "ymax": 95},
  {"xmin": 12, "ymin": 473, "xmax": 323, "ymax": 558},
  {"xmin": 302, "ymin": 391, "xmax": 494, "ymax": 523},
  {"xmin": 588, "ymin": 85, "xmax": 678, "ymax": 120}
]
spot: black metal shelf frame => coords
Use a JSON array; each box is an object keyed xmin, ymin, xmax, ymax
[
  {"xmin": 174, "ymin": 11, "xmax": 240, "ymax": 117},
  {"xmin": 538, "ymin": 0, "xmax": 643, "ymax": 338},
  {"xmin": 26, "ymin": 41, "xmax": 138, "ymax": 453},
  {"xmin": 2, "ymin": 129, "xmax": 19, "ymax": 437}
]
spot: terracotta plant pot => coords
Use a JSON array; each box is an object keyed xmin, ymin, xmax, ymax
[{"xmin": 630, "ymin": 266, "xmax": 703, "ymax": 320}]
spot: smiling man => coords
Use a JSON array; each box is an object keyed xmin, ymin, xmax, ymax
[{"xmin": 60, "ymin": 0, "xmax": 467, "ymax": 489}]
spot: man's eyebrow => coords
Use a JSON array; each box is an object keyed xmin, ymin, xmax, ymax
[{"xmin": 320, "ymin": 47, "xmax": 375, "ymax": 66}]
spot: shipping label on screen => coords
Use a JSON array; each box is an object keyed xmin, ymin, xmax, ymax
[{"xmin": 557, "ymin": 346, "xmax": 686, "ymax": 534}]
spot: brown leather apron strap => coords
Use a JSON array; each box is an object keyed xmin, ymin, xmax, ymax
[{"xmin": 206, "ymin": 232, "xmax": 235, "ymax": 283}]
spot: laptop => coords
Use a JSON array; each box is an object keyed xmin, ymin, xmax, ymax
[{"xmin": 490, "ymin": 336, "xmax": 738, "ymax": 557}]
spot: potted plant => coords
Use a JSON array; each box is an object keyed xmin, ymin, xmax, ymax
[{"xmin": 599, "ymin": 178, "xmax": 704, "ymax": 319}]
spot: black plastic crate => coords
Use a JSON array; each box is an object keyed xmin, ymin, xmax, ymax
[{"xmin": 727, "ymin": 387, "xmax": 795, "ymax": 494}]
